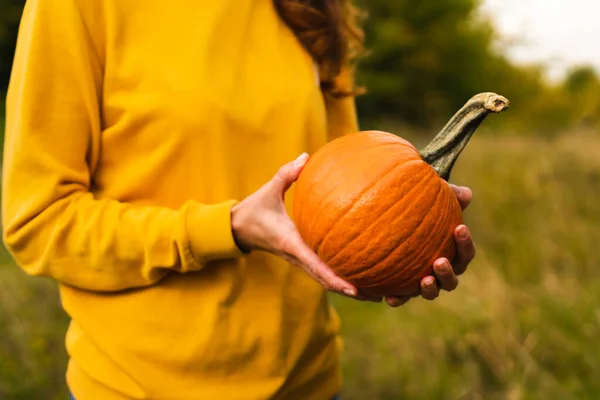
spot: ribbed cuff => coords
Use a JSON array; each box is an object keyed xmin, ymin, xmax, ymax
[{"xmin": 183, "ymin": 200, "xmax": 245, "ymax": 271}]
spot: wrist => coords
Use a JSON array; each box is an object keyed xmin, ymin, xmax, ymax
[{"xmin": 231, "ymin": 203, "xmax": 252, "ymax": 254}]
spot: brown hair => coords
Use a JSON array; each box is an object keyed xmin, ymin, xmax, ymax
[{"xmin": 273, "ymin": 0, "xmax": 365, "ymax": 97}]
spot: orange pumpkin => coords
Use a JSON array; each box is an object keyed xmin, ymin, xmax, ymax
[{"xmin": 292, "ymin": 93, "xmax": 509, "ymax": 297}]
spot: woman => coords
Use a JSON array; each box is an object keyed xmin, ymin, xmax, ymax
[{"xmin": 2, "ymin": 0, "xmax": 475, "ymax": 399}]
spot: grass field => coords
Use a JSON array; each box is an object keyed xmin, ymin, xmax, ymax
[{"xmin": 0, "ymin": 129, "xmax": 599, "ymax": 399}]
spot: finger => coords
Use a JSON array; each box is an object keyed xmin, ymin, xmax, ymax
[
  {"xmin": 288, "ymin": 259, "xmax": 379, "ymax": 302},
  {"xmin": 433, "ymin": 258, "xmax": 458, "ymax": 292},
  {"xmin": 449, "ymin": 184, "xmax": 473, "ymax": 210},
  {"xmin": 270, "ymin": 153, "xmax": 309, "ymax": 194},
  {"xmin": 385, "ymin": 296, "xmax": 412, "ymax": 307},
  {"xmin": 280, "ymin": 230, "xmax": 358, "ymax": 298},
  {"xmin": 356, "ymin": 294, "xmax": 383, "ymax": 303},
  {"xmin": 453, "ymin": 225, "xmax": 476, "ymax": 275},
  {"xmin": 285, "ymin": 255, "xmax": 380, "ymax": 303},
  {"xmin": 282, "ymin": 253, "xmax": 337, "ymax": 293},
  {"xmin": 420, "ymin": 276, "xmax": 439, "ymax": 301}
]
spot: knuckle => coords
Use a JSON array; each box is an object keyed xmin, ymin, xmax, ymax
[
  {"xmin": 422, "ymin": 285, "xmax": 439, "ymax": 300},
  {"xmin": 309, "ymin": 265, "xmax": 328, "ymax": 286},
  {"xmin": 305, "ymin": 261, "xmax": 318, "ymax": 276},
  {"xmin": 438, "ymin": 268, "xmax": 453, "ymax": 278}
]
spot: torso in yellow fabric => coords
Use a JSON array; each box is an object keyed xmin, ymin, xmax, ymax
[{"xmin": 2, "ymin": 0, "xmax": 358, "ymax": 399}]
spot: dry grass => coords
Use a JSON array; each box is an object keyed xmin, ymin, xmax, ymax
[
  {"xmin": 0, "ymin": 259, "xmax": 69, "ymax": 400},
  {"xmin": 1, "ymin": 130, "xmax": 599, "ymax": 399}
]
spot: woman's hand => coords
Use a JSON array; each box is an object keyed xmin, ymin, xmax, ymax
[
  {"xmin": 384, "ymin": 184, "xmax": 476, "ymax": 307},
  {"xmin": 231, "ymin": 153, "xmax": 380, "ymax": 302},
  {"xmin": 231, "ymin": 153, "xmax": 475, "ymax": 305}
]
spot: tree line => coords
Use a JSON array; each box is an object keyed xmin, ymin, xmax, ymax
[{"xmin": 1, "ymin": 0, "xmax": 599, "ymax": 135}]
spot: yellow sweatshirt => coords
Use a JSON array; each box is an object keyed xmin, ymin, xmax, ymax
[{"xmin": 2, "ymin": 0, "xmax": 358, "ymax": 399}]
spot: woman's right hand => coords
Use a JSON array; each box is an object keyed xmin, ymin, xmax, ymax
[{"xmin": 231, "ymin": 153, "xmax": 380, "ymax": 302}]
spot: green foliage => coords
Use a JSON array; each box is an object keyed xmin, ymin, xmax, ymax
[
  {"xmin": 1, "ymin": 97, "xmax": 5, "ymax": 138},
  {"xmin": 565, "ymin": 66, "xmax": 597, "ymax": 94},
  {"xmin": 351, "ymin": 0, "xmax": 600, "ymax": 135},
  {"xmin": 562, "ymin": 66, "xmax": 600, "ymax": 126},
  {"xmin": 354, "ymin": 0, "xmax": 512, "ymax": 127},
  {"xmin": 1, "ymin": 0, "xmax": 600, "ymax": 134},
  {"xmin": 0, "ymin": 0, "xmax": 24, "ymax": 91},
  {"xmin": 505, "ymin": 66, "xmax": 600, "ymax": 137}
]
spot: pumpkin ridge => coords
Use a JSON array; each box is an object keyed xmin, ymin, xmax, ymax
[
  {"xmin": 390, "ymin": 177, "xmax": 450, "ymax": 270},
  {"xmin": 370, "ymin": 178, "xmax": 452, "ymax": 287},
  {"xmin": 372, "ymin": 180, "xmax": 459, "ymax": 293},
  {"xmin": 296, "ymin": 140, "xmax": 358, "ymax": 210},
  {"xmin": 313, "ymin": 158, "xmax": 424, "ymax": 257},
  {"xmin": 344, "ymin": 169, "xmax": 443, "ymax": 284},
  {"xmin": 296, "ymin": 180, "xmax": 340, "ymax": 246},
  {"xmin": 298, "ymin": 141, "xmax": 404, "ymax": 243},
  {"xmin": 322, "ymin": 165, "xmax": 431, "ymax": 268}
]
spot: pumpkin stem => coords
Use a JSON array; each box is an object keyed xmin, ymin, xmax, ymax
[{"xmin": 420, "ymin": 92, "xmax": 510, "ymax": 181}]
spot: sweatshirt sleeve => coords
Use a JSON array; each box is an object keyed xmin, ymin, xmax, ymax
[{"xmin": 2, "ymin": 0, "xmax": 244, "ymax": 292}]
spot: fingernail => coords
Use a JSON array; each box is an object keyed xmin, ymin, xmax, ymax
[
  {"xmin": 425, "ymin": 278, "xmax": 436, "ymax": 289},
  {"xmin": 437, "ymin": 260, "xmax": 450, "ymax": 273},
  {"xmin": 294, "ymin": 152, "xmax": 309, "ymax": 168},
  {"xmin": 343, "ymin": 288, "xmax": 357, "ymax": 297},
  {"xmin": 458, "ymin": 226, "xmax": 469, "ymax": 239}
]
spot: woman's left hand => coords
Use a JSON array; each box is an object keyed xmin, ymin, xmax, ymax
[{"xmin": 384, "ymin": 184, "xmax": 476, "ymax": 307}]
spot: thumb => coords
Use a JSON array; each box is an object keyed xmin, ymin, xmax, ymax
[{"xmin": 270, "ymin": 153, "xmax": 309, "ymax": 194}]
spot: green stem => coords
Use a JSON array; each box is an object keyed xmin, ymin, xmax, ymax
[{"xmin": 420, "ymin": 92, "xmax": 510, "ymax": 181}]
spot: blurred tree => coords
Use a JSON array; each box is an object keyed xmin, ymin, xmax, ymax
[
  {"xmin": 0, "ymin": 0, "xmax": 24, "ymax": 93},
  {"xmin": 353, "ymin": 0, "xmax": 539, "ymax": 128},
  {"xmin": 0, "ymin": 0, "xmax": 598, "ymax": 133},
  {"xmin": 565, "ymin": 65, "xmax": 598, "ymax": 94},
  {"xmin": 563, "ymin": 65, "xmax": 600, "ymax": 127}
]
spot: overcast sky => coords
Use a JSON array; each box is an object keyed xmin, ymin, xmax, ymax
[{"xmin": 482, "ymin": 0, "xmax": 600, "ymax": 80}]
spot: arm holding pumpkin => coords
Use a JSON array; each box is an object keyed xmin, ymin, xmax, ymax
[{"xmin": 231, "ymin": 153, "xmax": 476, "ymax": 304}]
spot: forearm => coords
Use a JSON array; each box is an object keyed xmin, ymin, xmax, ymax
[{"xmin": 3, "ymin": 189, "xmax": 242, "ymax": 292}]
